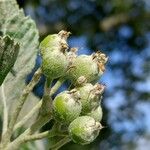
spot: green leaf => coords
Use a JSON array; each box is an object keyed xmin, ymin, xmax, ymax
[
  {"xmin": 0, "ymin": 36, "xmax": 20, "ymax": 85},
  {"xmin": 4, "ymin": 10, "xmax": 39, "ymax": 73},
  {"xmin": 0, "ymin": 0, "xmax": 20, "ymax": 34},
  {"xmin": 0, "ymin": 0, "xmax": 40, "ymax": 126}
]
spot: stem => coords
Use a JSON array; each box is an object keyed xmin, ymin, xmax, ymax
[
  {"xmin": 4, "ymin": 78, "xmax": 65, "ymax": 149},
  {"xmin": 23, "ymin": 131, "xmax": 54, "ymax": 142},
  {"xmin": 5, "ymin": 116, "xmax": 52, "ymax": 150},
  {"xmin": 1, "ymin": 68, "xmax": 42, "ymax": 145},
  {"xmin": 23, "ymin": 130, "xmax": 57, "ymax": 142},
  {"xmin": 23, "ymin": 129, "xmax": 67, "ymax": 143},
  {"xmin": 7, "ymin": 130, "xmax": 55, "ymax": 150},
  {"xmin": 13, "ymin": 78, "xmax": 64, "ymax": 131},
  {"xmin": 6, "ymin": 121, "xmax": 68, "ymax": 150},
  {"xmin": 52, "ymin": 121, "xmax": 62, "ymax": 132},
  {"xmin": 50, "ymin": 136, "xmax": 71, "ymax": 150},
  {"xmin": 23, "ymin": 115, "xmax": 52, "ymax": 136},
  {"xmin": 40, "ymin": 78, "xmax": 53, "ymax": 116},
  {"xmin": 50, "ymin": 78, "xmax": 65, "ymax": 96},
  {"xmin": 1, "ymin": 84, "xmax": 8, "ymax": 136},
  {"xmin": 5, "ymin": 78, "xmax": 53, "ymax": 149},
  {"xmin": 13, "ymin": 101, "xmax": 42, "ymax": 131}
]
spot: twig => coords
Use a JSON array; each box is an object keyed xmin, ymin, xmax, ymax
[
  {"xmin": 5, "ymin": 78, "xmax": 65, "ymax": 150},
  {"xmin": 1, "ymin": 68, "xmax": 42, "ymax": 146},
  {"xmin": 14, "ymin": 101, "xmax": 42, "ymax": 131},
  {"xmin": 6, "ymin": 121, "xmax": 68, "ymax": 150},
  {"xmin": 16, "ymin": 129, "xmax": 67, "ymax": 144},
  {"xmin": 1, "ymin": 84, "xmax": 8, "ymax": 136},
  {"xmin": 6, "ymin": 116, "xmax": 52, "ymax": 150},
  {"xmin": 24, "ymin": 131, "xmax": 54, "ymax": 142},
  {"xmin": 5, "ymin": 78, "xmax": 53, "ymax": 149},
  {"xmin": 40, "ymin": 78, "xmax": 53, "ymax": 116},
  {"xmin": 50, "ymin": 78, "xmax": 65, "ymax": 96},
  {"xmin": 13, "ymin": 78, "xmax": 64, "ymax": 132}
]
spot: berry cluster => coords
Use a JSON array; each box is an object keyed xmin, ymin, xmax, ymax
[{"xmin": 40, "ymin": 30, "xmax": 108, "ymax": 145}]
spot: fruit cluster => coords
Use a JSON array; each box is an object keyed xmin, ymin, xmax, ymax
[{"xmin": 40, "ymin": 30, "xmax": 108, "ymax": 145}]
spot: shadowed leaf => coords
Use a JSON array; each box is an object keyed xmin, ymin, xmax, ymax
[{"xmin": 0, "ymin": 36, "xmax": 20, "ymax": 85}]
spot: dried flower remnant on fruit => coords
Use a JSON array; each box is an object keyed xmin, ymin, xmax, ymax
[
  {"xmin": 67, "ymin": 47, "xmax": 78, "ymax": 67},
  {"xmin": 75, "ymin": 76, "xmax": 87, "ymax": 86},
  {"xmin": 58, "ymin": 30, "xmax": 71, "ymax": 52},
  {"xmin": 91, "ymin": 83, "xmax": 105, "ymax": 97},
  {"xmin": 92, "ymin": 51, "xmax": 108, "ymax": 75}
]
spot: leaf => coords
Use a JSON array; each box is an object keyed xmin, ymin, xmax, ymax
[
  {"xmin": 0, "ymin": 0, "xmax": 20, "ymax": 34},
  {"xmin": 0, "ymin": 36, "xmax": 20, "ymax": 85},
  {"xmin": 0, "ymin": 0, "xmax": 40, "ymax": 125},
  {"xmin": 4, "ymin": 10, "xmax": 39, "ymax": 73}
]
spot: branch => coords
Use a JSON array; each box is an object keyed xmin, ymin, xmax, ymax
[
  {"xmin": 5, "ymin": 77, "xmax": 65, "ymax": 149},
  {"xmin": 23, "ymin": 131, "xmax": 67, "ymax": 142},
  {"xmin": 14, "ymin": 101, "xmax": 42, "ymax": 131},
  {"xmin": 40, "ymin": 78, "xmax": 53, "ymax": 116},
  {"xmin": 19, "ymin": 78, "xmax": 64, "ymax": 135},
  {"xmin": 6, "ymin": 121, "xmax": 68, "ymax": 150},
  {"xmin": 50, "ymin": 78, "xmax": 65, "ymax": 96},
  {"xmin": 24, "ymin": 131, "xmax": 53, "ymax": 142},
  {"xmin": 1, "ymin": 68, "xmax": 42, "ymax": 145},
  {"xmin": 6, "ymin": 116, "xmax": 52, "ymax": 150},
  {"xmin": 13, "ymin": 78, "xmax": 65, "ymax": 131}
]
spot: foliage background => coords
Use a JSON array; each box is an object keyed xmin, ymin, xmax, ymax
[{"xmin": 16, "ymin": 0, "xmax": 150, "ymax": 149}]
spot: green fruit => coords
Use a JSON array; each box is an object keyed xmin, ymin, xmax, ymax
[
  {"xmin": 87, "ymin": 106, "xmax": 103, "ymax": 122},
  {"xmin": 53, "ymin": 90, "xmax": 82, "ymax": 124},
  {"xmin": 41, "ymin": 50, "xmax": 69, "ymax": 79},
  {"xmin": 40, "ymin": 30, "xmax": 70, "ymax": 79},
  {"xmin": 66, "ymin": 55, "xmax": 98, "ymax": 84},
  {"xmin": 69, "ymin": 116, "xmax": 102, "ymax": 145},
  {"xmin": 66, "ymin": 52, "xmax": 108, "ymax": 84},
  {"xmin": 77, "ymin": 83, "xmax": 105, "ymax": 114},
  {"xmin": 40, "ymin": 30, "xmax": 70, "ymax": 55}
]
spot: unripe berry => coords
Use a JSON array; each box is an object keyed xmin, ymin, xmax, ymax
[
  {"xmin": 66, "ymin": 51, "xmax": 108, "ymax": 84},
  {"xmin": 41, "ymin": 51, "xmax": 68, "ymax": 79},
  {"xmin": 87, "ymin": 106, "xmax": 103, "ymax": 122},
  {"xmin": 52, "ymin": 90, "xmax": 82, "ymax": 124},
  {"xmin": 40, "ymin": 30, "xmax": 70, "ymax": 55},
  {"xmin": 77, "ymin": 83, "xmax": 105, "ymax": 114},
  {"xmin": 69, "ymin": 116, "xmax": 102, "ymax": 145},
  {"xmin": 40, "ymin": 30, "xmax": 70, "ymax": 79}
]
